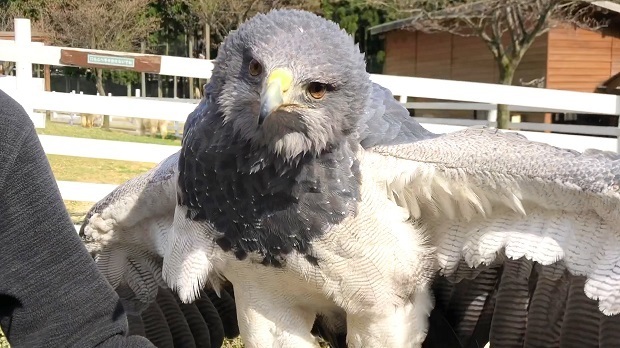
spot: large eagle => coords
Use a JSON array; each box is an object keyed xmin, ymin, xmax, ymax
[{"xmin": 81, "ymin": 9, "xmax": 620, "ymax": 348}]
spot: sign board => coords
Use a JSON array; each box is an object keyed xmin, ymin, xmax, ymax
[
  {"xmin": 87, "ymin": 54, "xmax": 135, "ymax": 68},
  {"xmin": 59, "ymin": 49, "xmax": 161, "ymax": 73}
]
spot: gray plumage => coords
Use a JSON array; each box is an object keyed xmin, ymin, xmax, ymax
[
  {"xmin": 81, "ymin": 8, "xmax": 620, "ymax": 348},
  {"xmin": 177, "ymin": 10, "xmax": 369, "ymax": 266}
]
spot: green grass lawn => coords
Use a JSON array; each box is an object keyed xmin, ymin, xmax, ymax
[
  {"xmin": 47, "ymin": 154, "xmax": 157, "ymax": 225},
  {"xmin": 0, "ymin": 329, "xmax": 8, "ymax": 348},
  {"xmin": 41, "ymin": 123, "xmax": 161, "ymax": 225},
  {"xmin": 48, "ymin": 154, "xmax": 156, "ymax": 184},
  {"xmin": 37, "ymin": 121, "xmax": 182, "ymax": 146},
  {"xmin": 223, "ymin": 338, "xmax": 245, "ymax": 348}
]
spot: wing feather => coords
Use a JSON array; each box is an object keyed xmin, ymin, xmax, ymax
[
  {"xmin": 206, "ymin": 287, "xmax": 240, "ymax": 339},
  {"xmin": 362, "ymin": 127, "xmax": 620, "ymax": 316},
  {"xmin": 141, "ymin": 300, "xmax": 175, "ymax": 347},
  {"xmin": 195, "ymin": 290, "xmax": 226, "ymax": 346},
  {"xmin": 599, "ymin": 309, "xmax": 620, "ymax": 348},
  {"xmin": 560, "ymin": 276, "xmax": 601, "ymax": 347},
  {"xmin": 174, "ymin": 293, "xmax": 213, "ymax": 348},
  {"xmin": 80, "ymin": 151, "xmax": 178, "ymax": 306},
  {"xmin": 447, "ymin": 265, "xmax": 500, "ymax": 341},
  {"xmin": 79, "ymin": 96, "xmax": 245, "ymax": 346},
  {"xmin": 361, "ymin": 85, "xmax": 620, "ymax": 346},
  {"xmin": 155, "ymin": 285, "xmax": 197, "ymax": 348},
  {"xmin": 522, "ymin": 263, "xmax": 567, "ymax": 347},
  {"xmin": 126, "ymin": 313, "xmax": 147, "ymax": 337},
  {"xmin": 488, "ymin": 258, "xmax": 533, "ymax": 347}
]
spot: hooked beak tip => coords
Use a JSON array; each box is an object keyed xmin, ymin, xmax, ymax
[
  {"xmin": 258, "ymin": 69, "xmax": 292, "ymax": 126},
  {"xmin": 259, "ymin": 85, "xmax": 283, "ymax": 125},
  {"xmin": 258, "ymin": 100, "xmax": 275, "ymax": 125}
]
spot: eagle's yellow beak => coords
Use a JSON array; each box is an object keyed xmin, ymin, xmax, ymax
[{"xmin": 259, "ymin": 68, "xmax": 293, "ymax": 125}]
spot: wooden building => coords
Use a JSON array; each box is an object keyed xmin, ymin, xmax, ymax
[{"xmin": 369, "ymin": 2, "xmax": 620, "ymax": 125}]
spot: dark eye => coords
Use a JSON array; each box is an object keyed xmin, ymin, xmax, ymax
[
  {"xmin": 248, "ymin": 59, "xmax": 262, "ymax": 76},
  {"xmin": 307, "ymin": 82, "xmax": 327, "ymax": 99}
]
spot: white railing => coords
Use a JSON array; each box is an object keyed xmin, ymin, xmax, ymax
[{"xmin": 1, "ymin": 17, "xmax": 620, "ymax": 211}]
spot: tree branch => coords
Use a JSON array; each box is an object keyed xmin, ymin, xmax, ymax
[
  {"xmin": 457, "ymin": 16, "xmax": 500, "ymax": 59},
  {"xmin": 488, "ymin": 8, "xmax": 508, "ymax": 61},
  {"xmin": 518, "ymin": 0, "xmax": 555, "ymax": 59},
  {"xmin": 504, "ymin": 5, "xmax": 522, "ymax": 55}
]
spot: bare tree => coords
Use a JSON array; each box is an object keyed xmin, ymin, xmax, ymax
[
  {"xmin": 0, "ymin": 5, "xmax": 15, "ymax": 74},
  {"xmin": 0, "ymin": 0, "xmax": 57, "ymax": 31},
  {"xmin": 45, "ymin": 0, "xmax": 159, "ymax": 129},
  {"xmin": 0, "ymin": 8, "xmax": 13, "ymax": 32},
  {"xmin": 370, "ymin": 0, "xmax": 608, "ymax": 128},
  {"xmin": 0, "ymin": 0, "xmax": 58, "ymax": 75},
  {"xmin": 185, "ymin": 0, "xmax": 321, "ymax": 51}
]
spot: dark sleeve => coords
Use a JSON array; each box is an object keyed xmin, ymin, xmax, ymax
[{"xmin": 0, "ymin": 94, "xmax": 155, "ymax": 348}]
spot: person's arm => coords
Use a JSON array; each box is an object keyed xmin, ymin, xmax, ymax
[{"xmin": 0, "ymin": 93, "xmax": 154, "ymax": 348}]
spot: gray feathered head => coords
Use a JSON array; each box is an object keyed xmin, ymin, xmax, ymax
[{"xmin": 208, "ymin": 9, "xmax": 370, "ymax": 159}]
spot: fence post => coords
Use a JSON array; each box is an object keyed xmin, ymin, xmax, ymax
[
  {"xmin": 134, "ymin": 89, "xmax": 143, "ymax": 134},
  {"xmin": 14, "ymin": 18, "xmax": 35, "ymax": 125},
  {"xmin": 617, "ymin": 116, "xmax": 620, "ymax": 154},
  {"xmin": 486, "ymin": 107, "xmax": 498, "ymax": 128},
  {"xmin": 70, "ymin": 90, "xmax": 77, "ymax": 124}
]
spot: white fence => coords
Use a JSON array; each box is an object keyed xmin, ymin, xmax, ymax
[{"xmin": 1, "ymin": 17, "xmax": 620, "ymax": 211}]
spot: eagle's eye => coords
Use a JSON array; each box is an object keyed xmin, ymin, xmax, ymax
[
  {"xmin": 307, "ymin": 82, "xmax": 327, "ymax": 99},
  {"xmin": 249, "ymin": 59, "xmax": 262, "ymax": 76}
]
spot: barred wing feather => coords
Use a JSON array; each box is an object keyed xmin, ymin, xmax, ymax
[
  {"xmin": 79, "ymin": 150, "xmax": 241, "ymax": 348},
  {"xmin": 362, "ymin": 127, "xmax": 620, "ymax": 346}
]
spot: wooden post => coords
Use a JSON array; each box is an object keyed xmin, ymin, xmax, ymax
[
  {"xmin": 617, "ymin": 115, "xmax": 620, "ymax": 153},
  {"xmin": 136, "ymin": 40, "xmax": 146, "ymax": 135},
  {"xmin": 188, "ymin": 32, "xmax": 194, "ymax": 99},
  {"xmin": 135, "ymin": 88, "xmax": 144, "ymax": 136},
  {"xmin": 543, "ymin": 112, "xmax": 552, "ymax": 133},
  {"xmin": 203, "ymin": 23, "xmax": 210, "ymax": 90},
  {"xmin": 141, "ymin": 41, "xmax": 146, "ymax": 97},
  {"xmin": 44, "ymin": 64, "xmax": 51, "ymax": 121},
  {"xmin": 204, "ymin": 23, "xmax": 210, "ymax": 60},
  {"xmin": 44, "ymin": 65, "xmax": 51, "ymax": 91},
  {"xmin": 157, "ymin": 72, "xmax": 163, "ymax": 98},
  {"xmin": 164, "ymin": 41, "xmax": 169, "ymax": 97},
  {"xmin": 173, "ymin": 76, "xmax": 178, "ymax": 99},
  {"xmin": 486, "ymin": 108, "xmax": 498, "ymax": 128}
]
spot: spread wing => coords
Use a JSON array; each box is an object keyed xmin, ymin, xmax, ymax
[
  {"xmin": 80, "ymin": 150, "xmax": 243, "ymax": 347},
  {"xmin": 360, "ymin": 83, "xmax": 620, "ymax": 347},
  {"xmin": 80, "ymin": 97, "xmax": 242, "ymax": 347}
]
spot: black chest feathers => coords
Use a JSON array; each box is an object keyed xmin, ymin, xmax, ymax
[{"xmin": 178, "ymin": 140, "xmax": 361, "ymax": 267}]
